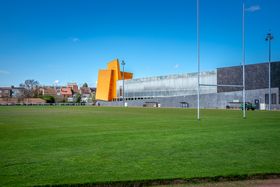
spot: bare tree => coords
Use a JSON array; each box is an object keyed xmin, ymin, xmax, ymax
[{"xmin": 19, "ymin": 80, "xmax": 40, "ymax": 98}]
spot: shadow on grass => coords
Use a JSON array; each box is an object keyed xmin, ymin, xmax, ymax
[{"xmin": 37, "ymin": 173, "xmax": 280, "ymax": 187}]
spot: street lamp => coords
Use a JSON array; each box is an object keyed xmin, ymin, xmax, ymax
[
  {"xmin": 121, "ymin": 60, "xmax": 126, "ymax": 107},
  {"xmin": 265, "ymin": 32, "xmax": 274, "ymax": 110}
]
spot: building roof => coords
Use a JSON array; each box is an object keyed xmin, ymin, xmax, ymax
[
  {"xmin": 80, "ymin": 87, "xmax": 91, "ymax": 94},
  {"xmin": 90, "ymin": 87, "xmax": 96, "ymax": 92},
  {"xmin": 60, "ymin": 87, "xmax": 72, "ymax": 96}
]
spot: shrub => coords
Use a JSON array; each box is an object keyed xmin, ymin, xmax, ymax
[{"xmin": 41, "ymin": 95, "xmax": 55, "ymax": 103}]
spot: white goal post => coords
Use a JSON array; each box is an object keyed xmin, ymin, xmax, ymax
[{"xmin": 196, "ymin": 0, "xmax": 246, "ymax": 120}]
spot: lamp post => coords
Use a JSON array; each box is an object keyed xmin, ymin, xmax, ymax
[
  {"xmin": 265, "ymin": 32, "xmax": 273, "ymax": 110},
  {"xmin": 121, "ymin": 60, "xmax": 126, "ymax": 107}
]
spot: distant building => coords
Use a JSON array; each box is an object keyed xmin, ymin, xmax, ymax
[
  {"xmin": 11, "ymin": 87, "xmax": 24, "ymax": 98},
  {"xmin": 39, "ymin": 87, "xmax": 57, "ymax": 97},
  {"xmin": 90, "ymin": 87, "xmax": 96, "ymax": 94},
  {"xmin": 67, "ymin": 83, "xmax": 79, "ymax": 93},
  {"xmin": 0, "ymin": 87, "xmax": 12, "ymax": 98},
  {"xmin": 60, "ymin": 87, "xmax": 72, "ymax": 98},
  {"xmin": 0, "ymin": 87, "xmax": 24, "ymax": 98},
  {"xmin": 80, "ymin": 87, "xmax": 91, "ymax": 95}
]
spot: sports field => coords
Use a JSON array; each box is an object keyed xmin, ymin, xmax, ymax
[{"xmin": 0, "ymin": 106, "xmax": 279, "ymax": 186}]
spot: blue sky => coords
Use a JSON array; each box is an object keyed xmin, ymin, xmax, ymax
[{"xmin": 0, "ymin": 0, "xmax": 279, "ymax": 87}]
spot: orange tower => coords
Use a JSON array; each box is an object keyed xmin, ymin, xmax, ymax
[{"xmin": 96, "ymin": 59, "xmax": 133, "ymax": 101}]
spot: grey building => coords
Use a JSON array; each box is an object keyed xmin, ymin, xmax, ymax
[
  {"xmin": 0, "ymin": 86, "xmax": 24, "ymax": 98},
  {"xmin": 100, "ymin": 61, "xmax": 280, "ymax": 110}
]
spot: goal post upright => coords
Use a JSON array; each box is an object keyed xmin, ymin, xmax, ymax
[
  {"xmin": 196, "ymin": 0, "xmax": 246, "ymax": 120},
  {"xmin": 242, "ymin": 0, "xmax": 246, "ymax": 118},
  {"xmin": 197, "ymin": 0, "xmax": 200, "ymax": 120}
]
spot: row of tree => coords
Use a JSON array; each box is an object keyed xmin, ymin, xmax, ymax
[{"xmin": 19, "ymin": 79, "xmax": 40, "ymax": 98}]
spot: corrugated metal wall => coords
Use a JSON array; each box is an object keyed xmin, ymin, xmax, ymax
[{"xmin": 117, "ymin": 70, "xmax": 217, "ymax": 98}]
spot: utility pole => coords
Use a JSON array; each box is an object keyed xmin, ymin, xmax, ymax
[
  {"xmin": 121, "ymin": 60, "xmax": 126, "ymax": 107},
  {"xmin": 265, "ymin": 32, "xmax": 274, "ymax": 110}
]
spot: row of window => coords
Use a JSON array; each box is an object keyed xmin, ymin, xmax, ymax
[
  {"xmin": 114, "ymin": 93, "xmax": 280, "ymax": 104},
  {"xmin": 112, "ymin": 97, "xmax": 154, "ymax": 101},
  {"xmin": 264, "ymin": 93, "xmax": 278, "ymax": 104}
]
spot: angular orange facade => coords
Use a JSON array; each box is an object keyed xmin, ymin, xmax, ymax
[{"xmin": 96, "ymin": 59, "xmax": 133, "ymax": 101}]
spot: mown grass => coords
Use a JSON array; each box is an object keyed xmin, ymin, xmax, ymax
[{"xmin": 0, "ymin": 106, "xmax": 279, "ymax": 186}]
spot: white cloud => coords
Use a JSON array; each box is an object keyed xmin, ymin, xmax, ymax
[
  {"xmin": 54, "ymin": 80, "xmax": 59, "ymax": 84},
  {"xmin": 72, "ymin": 37, "xmax": 80, "ymax": 43},
  {"xmin": 245, "ymin": 5, "xmax": 260, "ymax": 12},
  {"xmin": 0, "ymin": 70, "xmax": 10, "ymax": 75},
  {"xmin": 174, "ymin": 64, "xmax": 180, "ymax": 69}
]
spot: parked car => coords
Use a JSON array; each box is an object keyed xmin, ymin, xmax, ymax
[{"xmin": 240, "ymin": 102, "xmax": 256, "ymax": 110}]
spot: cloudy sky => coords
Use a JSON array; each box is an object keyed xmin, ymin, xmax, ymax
[{"xmin": 0, "ymin": 0, "xmax": 279, "ymax": 87}]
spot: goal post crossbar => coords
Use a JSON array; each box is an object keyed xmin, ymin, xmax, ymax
[{"xmin": 199, "ymin": 84, "xmax": 243, "ymax": 88}]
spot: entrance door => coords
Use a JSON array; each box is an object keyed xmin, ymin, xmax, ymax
[{"xmin": 254, "ymin": 99, "xmax": 260, "ymax": 110}]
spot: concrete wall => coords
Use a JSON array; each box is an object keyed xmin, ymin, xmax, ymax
[{"xmin": 98, "ymin": 88, "xmax": 280, "ymax": 110}]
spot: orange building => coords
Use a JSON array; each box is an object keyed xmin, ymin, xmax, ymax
[{"xmin": 96, "ymin": 59, "xmax": 133, "ymax": 101}]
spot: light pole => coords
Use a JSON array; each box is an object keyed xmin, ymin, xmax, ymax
[
  {"xmin": 121, "ymin": 60, "xmax": 126, "ymax": 107},
  {"xmin": 265, "ymin": 32, "xmax": 273, "ymax": 110}
]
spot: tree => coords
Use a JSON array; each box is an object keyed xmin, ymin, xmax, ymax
[
  {"xmin": 75, "ymin": 93, "xmax": 81, "ymax": 103},
  {"xmin": 91, "ymin": 92, "xmax": 96, "ymax": 102},
  {"xmin": 82, "ymin": 83, "xmax": 88, "ymax": 88},
  {"xmin": 19, "ymin": 79, "xmax": 40, "ymax": 98}
]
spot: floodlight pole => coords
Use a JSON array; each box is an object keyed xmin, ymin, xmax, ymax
[
  {"xmin": 265, "ymin": 32, "xmax": 273, "ymax": 110},
  {"xmin": 197, "ymin": 0, "xmax": 200, "ymax": 120},
  {"xmin": 121, "ymin": 60, "xmax": 126, "ymax": 107},
  {"xmin": 242, "ymin": 0, "xmax": 246, "ymax": 118}
]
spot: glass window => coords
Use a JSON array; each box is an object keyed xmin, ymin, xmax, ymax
[
  {"xmin": 272, "ymin": 93, "xmax": 276, "ymax": 104},
  {"xmin": 265, "ymin": 94, "xmax": 269, "ymax": 104}
]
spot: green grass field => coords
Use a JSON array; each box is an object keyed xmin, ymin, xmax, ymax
[{"xmin": 0, "ymin": 106, "xmax": 279, "ymax": 186}]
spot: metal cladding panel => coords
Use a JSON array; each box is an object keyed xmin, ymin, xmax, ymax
[
  {"xmin": 96, "ymin": 70, "xmax": 113, "ymax": 101},
  {"xmin": 117, "ymin": 71, "xmax": 217, "ymax": 98},
  {"xmin": 107, "ymin": 59, "xmax": 121, "ymax": 81},
  {"xmin": 123, "ymin": 72, "xmax": 133, "ymax": 80},
  {"xmin": 96, "ymin": 59, "xmax": 133, "ymax": 101},
  {"xmin": 217, "ymin": 61, "xmax": 280, "ymax": 92},
  {"xmin": 271, "ymin": 62, "xmax": 280, "ymax": 88}
]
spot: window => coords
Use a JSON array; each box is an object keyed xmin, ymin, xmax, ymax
[
  {"xmin": 265, "ymin": 94, "xmax": 269, "ymax": 104},
  {"xmin": 272, "ymin": 93, "xmax": 276, "ymax": 104},
  {"xmin": 265, "ymin": 93, "xmax": 277, "ymax": 104}
]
